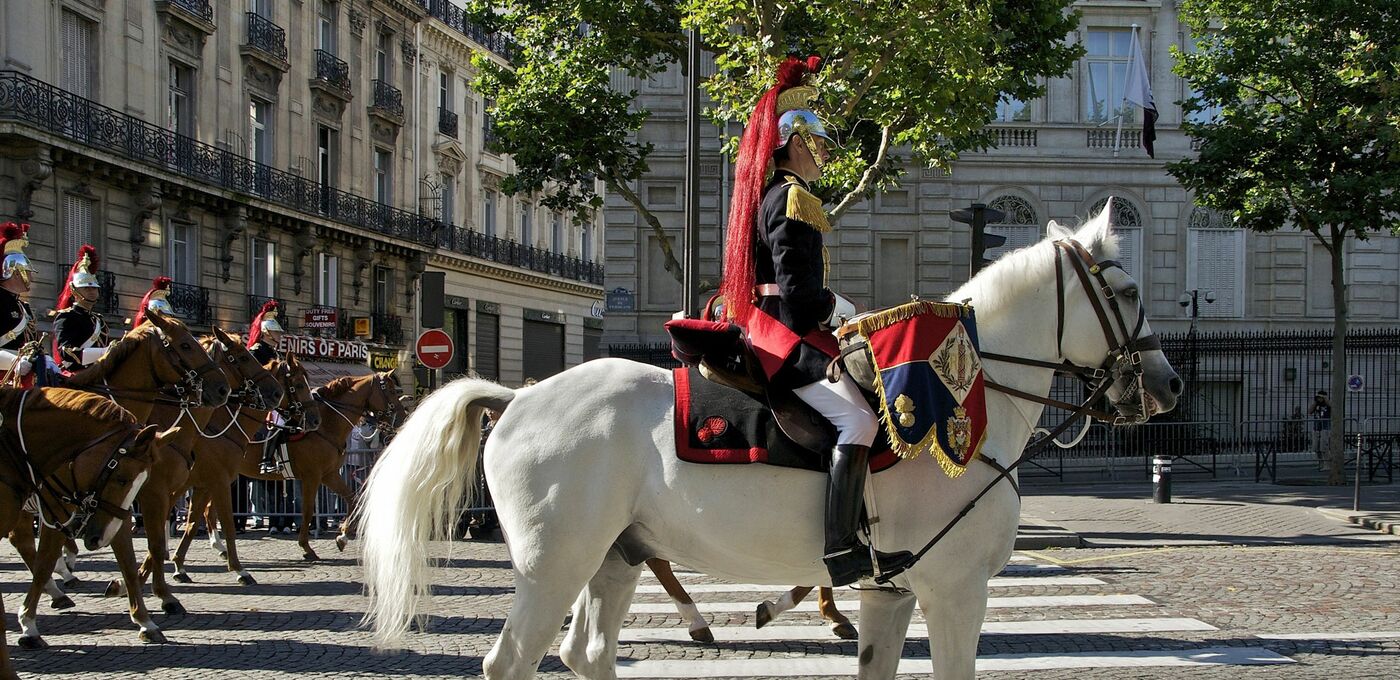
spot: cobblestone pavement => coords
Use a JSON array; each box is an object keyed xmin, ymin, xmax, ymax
[{"xmin": 2, "ymin": 529, "xmax": 1398, "ymax": 678}]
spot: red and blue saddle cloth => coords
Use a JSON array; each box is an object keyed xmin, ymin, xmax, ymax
[{"xmin": 671, "ymin": 299, "xmax": 988, "ymax": 479}]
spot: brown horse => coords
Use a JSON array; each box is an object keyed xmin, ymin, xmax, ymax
[
  {"xmin": 98, "ymin": 329, "xmax": 282, "ymax": 615},
  {"xmin": 647, "ymin": 560, "xmax": 857, "ymax": 641},
  {"xmin": 0, "ymin": 388, "xmax": 174, "ymax": 679},
  {"xmin": 173, "ymin": 353, "xmax": 322, "ymax": 585}
]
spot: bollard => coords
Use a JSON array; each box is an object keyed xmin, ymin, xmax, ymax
[{"xmin": 1152, "ymin": 455, "xmax": 1172, "ymax": 504}]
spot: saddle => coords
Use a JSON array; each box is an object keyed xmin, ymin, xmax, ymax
[{"xmin": 665, "ymin": 317, "xmax": 898, "ymax": 473}]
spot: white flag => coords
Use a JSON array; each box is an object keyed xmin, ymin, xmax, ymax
[{"xmin": 1123, "ymin": 30, "xmax": 1158, "ymax": 157}]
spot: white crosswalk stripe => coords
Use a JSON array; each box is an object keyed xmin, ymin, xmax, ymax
[
  {"xmin": 628, "ymin": 593, "xmax": 1154, "ymax": 614},
  {"xmin": 632, "ymin": 575, "xmax": 1105, "ymax": 594}
]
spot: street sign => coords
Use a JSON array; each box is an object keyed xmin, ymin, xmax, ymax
[
  {"xmin": 1347, "ymin": 374, "xmax": 1364, "ymax": 392},
  {"xmin": 415, "ymin": 328, "xmax": 454, "ymax": 370},
  {"xmin": 606, "ymin": 287, "xmax": 635, "ymax": 312},
  {"xmin": 353, "ymin": 317, "xmax": 372, "ymax": 337}
]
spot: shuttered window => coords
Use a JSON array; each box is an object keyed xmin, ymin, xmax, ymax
[
  {"xmin": 986, "ymin": 195, "xmax": 1039, "ymax": 261},
  {"xmin": 522, "ymin": 319, "xmax": 564, "ymax": 382},
  {"xmin": 583, "ymin": 326, "xmax": 603, "ymax": 361},
  {"xmin": 1115, "ymin": 227, "xmax": 1143, "ymax": 278},
  {"xmin": 475, "ymin": 311, "xmax": 499, "ymax": 380},
  {"xmin": 1187, "ymin": 227, "xmax": 1245, "ymax": 318},
  {"xmin": 61, "ymin": 10, "xmax": 95, "ymax": 98},
  {"xmin": 62, "ymin": 194, "xmax": 95, "ymax": 256}
]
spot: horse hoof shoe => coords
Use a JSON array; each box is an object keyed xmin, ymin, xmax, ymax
[
  {"xmin": 172, "ymin": 573, "xmax": 193, "ymax": 584},
  {"xmin": 52, "ymin": 596, "xmax": 75, "ymax": 610},
  {"xmin": 62, "ymin": 577, "xmax": 81, "ymax": 588},
  {"xmin": 303, "ymin": 553, "xmax": 319, "ymax": 562},
  {"xmin": 217, "ymin": 550, "xmax": 228, "ymax": 559},
  {"xmin": 103, "ymin": 581, "xmax": 123, "ymax": 597},
  {"xmin": 832, "ymin": 622, "xmax": 858, "ymax": 640},
  {"xmin": 237, "ymin": 574, "xmax": 257, "ymax": 586},
  {"xmin": 335, "ymin": 537, "xmax": 348, "ymax": 552},
  {"xmin": 754, "ymin": 602, "xmax": 774, "ymax": 629},
  {"xmin": 162, "ymin": 601, "xmax": 186, "ymax": 616},
  {"xmin": 17, "ymin": 637, "xmax": 47, "ymax": 650},
  {"xmin": 689, "ymin": 628, "xmax": 714, "ymax": 643},
  {"xmin": 140, "ymin": 630, "xmax": 167, "ymax": 644}
]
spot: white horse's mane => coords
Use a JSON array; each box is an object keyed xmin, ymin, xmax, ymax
[{"xmin": 949, "ymin": 200, "xmax": 1122, "ymax": 313}]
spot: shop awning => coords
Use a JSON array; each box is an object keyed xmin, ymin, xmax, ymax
[{"xmin": 301, "ymin": 360, "xmax": 375, "ymax": 388}]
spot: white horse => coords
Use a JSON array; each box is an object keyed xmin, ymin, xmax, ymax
[{"xmin": 357, "ymin": 204, "xmax": 1181, "ymax": 679}]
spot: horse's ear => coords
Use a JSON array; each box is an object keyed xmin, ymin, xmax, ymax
[
  {"xmin": 1077, "ymin": 199, "xmax": 1119, "ymax": 257},
  {"xmin": 133, "ymin": 424, "xmax": 160, "ymax": 452},
  {"xmin": 1046, "ymin": 219, "xmax": 1073, "ymax": 240},
  {"xmin": 155, "ymin": 425, "xmax": 183, "ymax": 446}
]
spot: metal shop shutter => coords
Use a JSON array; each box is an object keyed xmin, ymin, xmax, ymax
[
  {"xmin": 583, "ymin": 326, "xmax": 603, "ymax": 361},
  {"xmin": 522, "ymin": 319, "xmax": 564, "ymax": 382},
  {"xmin": 475, "ymin": 311, "xmax": 500, "ymax": 381}
]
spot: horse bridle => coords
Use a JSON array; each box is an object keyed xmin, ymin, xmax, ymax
[
  {"xmin": 93, "ymin": 329, "xmax": 224, "ymax": 408},
  {"xmin": 2, "ymin": 390, "xmax": 144, "ymax": 539},
  {"xmin": 317, "ymin": 374, "xmax": 402, "ymax": 436}
]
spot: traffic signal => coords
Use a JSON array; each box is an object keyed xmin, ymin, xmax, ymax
[
  {"xmin": 951, "ymin": 203, "xmax": 1006, "ymax": 277},
  {"xmin": 976, "ymin": 231, "xmax": 1007, "ymax": 273}
]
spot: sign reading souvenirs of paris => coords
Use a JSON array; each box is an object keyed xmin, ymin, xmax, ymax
[{"xmin": 278, "ymin": 334, "xmax": 370, "ymax": 362}]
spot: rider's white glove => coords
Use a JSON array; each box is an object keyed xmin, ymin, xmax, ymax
[{"xmin": 14, "ymin": 358, "xmax": 33, "ymax": 376}]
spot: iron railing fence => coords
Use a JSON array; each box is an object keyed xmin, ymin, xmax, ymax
[
  {"xmin": 371, "ymin": 312, "xmax": 404, "ymax": 345},
  {"xmin": 163, "ymin": 0, "xmax": 214, "ymax": 24},
  {"xmin": 437, "ymin": 225, "xmax": 604, "ymax": 283},
  {"xmin": 313, "ymin": 49, "xmax": 352, "ymax": 95},
  {"xmin": 247, "ymin": 295, "xmax": 285, "ymax": 322},
  {"xmin": 438, "ymin": 107, "xmax": 458, "ymax": 137},
  {"xmin": 244, "ymin": 12, "xmax": 288, "ymax": 63},
  {"xmin": 370, "ymin": 79, "xmax": 404, "ymax": 119},
  {"xmin": 418, "ymin": 0, "xmax": 519, "ymax": 63},
  {"xmin": 0, "ymin": 71, "xmax": 602, "ymax": 285},
  {"xmin": 167, "ymin": 281, "xmax": 213, "ymax": 326}
]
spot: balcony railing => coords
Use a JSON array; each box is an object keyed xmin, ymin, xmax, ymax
[
  {"xmin": 313, "ymin": 49, "xmax": 352, "ymax": 96},
  {"xmin": 337, "ymin": 307, "xmax": 358, "ymax": 340},
  {"xmin": 992, "ymin": 127, "xmax": 1038, "ymax": 148},
  {"xmin": 161, "ymin": 0, "xmax": 214, "ymax": 25},
  {"xmin": 247, "ymin": 294, "xmax": 286, "ymax": 323},
  {"xmin": 1087, "ymin": 128, "xmax": 1140, "ymax": 149},
  {"xmin": 244, "ymin": 12, "xmax": 288, "ymax": 63},
  {"xmin": 370, "ymin": 79, "xmax": 404, "ymax": 120},
  {"xmin": 437, "ymin": 226, "xmax": 605, "ymax": 285},
  {"xmin": 168, "ymin": 281, "xmax": 213, "ymax": 326},
  {"xmin": 418, "ymin": 0, "xmax": 519, "ymax": 63},
  {"xmin": 438, "ymin": 107, "xmax": 459, "ymax": 137},
  {"xmin": 371, "ymin": 312, "xmax": 404, "ymax": 345},
  {"xmin": 53, "ymin": 264, "xmax": 119, "ymax": 315},
  {"xmin": 0, "ymin": 71, "xmax": 603, "ymax": 286}
]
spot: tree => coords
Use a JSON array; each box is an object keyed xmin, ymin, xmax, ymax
[
  {"xmin": 1169, "ymin": 0, "xmax": 1400, "ymax": 484},
  {"xmin": 466, "ymin": 0, "xmax": 1082, "ymax": 282}
]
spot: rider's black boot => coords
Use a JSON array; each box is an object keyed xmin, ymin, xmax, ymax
[
  {"xmin": 259, "ymin": 431, "xmax": 282, "ymax": 474},
  {"xmin": 823, "ymin": 444, "xmax": 913, "ymax": 587}
]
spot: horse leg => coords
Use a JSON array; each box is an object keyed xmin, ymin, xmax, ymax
[
  {"xmin": 854, "ymin": 587, "xmax": 918, "ymax": 680},
  {"xmin": 644, "ymin": 558, "xmax": 712, "ymax": 643},
  {"xmin": 755, "ymin": 585, "xmax": 813, "ymax": 630},
  {"xmin": 139, "ymin": 492, "xmax": 185, "ymax": 615},
  {"xmin": 297, "ymin": 479, "xmax": 321, "ymax": 561},
  {"xmin": 206, "ymin": 496, "xmax": 227, "ymax": 557},
  {"xmin": 818, "ymin": 586, "xmax": 858, "ymax": 640},
  {"xmin": 320, "ymin": 471, "xmax": 357, "ymax": 552},
  {"xmin": 483, "ymin": 546, "xmax": 617, "ymax": 679},
  {"xmin": 108, "ymin": 522, "xmax": 166, "ymax": 643},
  {"xmin": 172, "ymin": 486, "xmax": 211, "ymax": 583},
  {"xmin": 920, "ymin": 582, "xmax": 987, "ymax": 680},
  {"xmin": 209, "ymin": 482, "xmax": 255, "ymax": 585},
  {"xmin": 8, "ymin": 523, "xmax": 73, "ymax": 610},
  {"xmin": 18, "ymin": 526, "xmax": 68, "ymax": 650},
  {"xmin": 560, "ymin": 552, "xmax": 643, "ymax": 680}
]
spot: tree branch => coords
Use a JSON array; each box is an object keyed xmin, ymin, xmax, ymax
[
  {"xmin": 606, "ymin": 173, "xmax": 685, "ymax": 284},
  {"xmin": 830, "ymin": 124, "xmax": 894, "ymax": 221},
  {"xmin": 841, "ymin": 51, "xmax": 894, "ymax": 119}
]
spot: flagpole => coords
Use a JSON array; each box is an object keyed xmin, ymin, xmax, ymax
[{"xmin": 1113, "ymin": 24, "xmax": 1139, "ymax": 158}]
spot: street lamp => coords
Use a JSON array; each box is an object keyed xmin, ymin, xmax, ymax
[{"xmin": 1177, "ymin": 289, "xmax": 1215, "ymax": 418}]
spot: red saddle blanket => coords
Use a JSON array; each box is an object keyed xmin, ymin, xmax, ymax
[{"xmin": 673, "ymin": 367, "xmax": 899, "ymax": 473}]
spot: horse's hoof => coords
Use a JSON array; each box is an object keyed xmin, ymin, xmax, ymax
[
  {"xmin": 103, "ymin": 580, "xmax": 124, "ymax": 598},
  {"xmin": 62, "ymin": 577, "xmax": 80, "ymax": 588},
  {"xmin": 162, "ymin": 600, "xmax": 186, "ymax": 616},
  {"xmin": 755, "ymin": 601, "xmax": 774, "ymax": 629},
  {"xmin": 51, "ymin": 596, "xmax": 75, "ymax": 610},
  {"xmin": 237, "ymin": 573, "xmax": 257, "ymax": 586},
  {"xmin": 217, "ymin": 550, "xmax": 228, "ymax": 559},
  {"xmin": 335, "ymin": 536, "xmax": 348, "ymax": 552},
  {"xmin": 17, "ymin": 636, "xmax": 47, "ymax": 650},
  {"xmin": 172, "ymin": 573, "xmax": 193, "ymax": 584},
  {"xmin": 831, "ymin": 622, "xmax": 858, "ymax": 640},
  {"xmin": 302, "ymin": 551, "xmax": 319, "ymax": 562},
  {"xmin": 139, "ymin": 629, "xmax": 167, "ymax": 644},
  {"xmin": 689, "ymin": 627, "xmax": 714, "ymax": 643}
]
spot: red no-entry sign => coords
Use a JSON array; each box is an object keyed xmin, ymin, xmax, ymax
[{"xmin": 415, "ymin": 329, "xmax": 454, "ymax": 370}]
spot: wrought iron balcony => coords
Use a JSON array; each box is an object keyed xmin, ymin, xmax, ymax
[
  {"xmin": 53, "ymin": 264, "xmax": 119, "ymax": 315},
  {"xmin": 0, "ymin": 71, "xmax": 604, "ymax": 286},
  {"xmin": 371, "ymin": 312, "xmax": 404, "ymax": 345},
  {"xmin": 436, "ymin": 226, "xmax": 605, "ymax": 285},
  {"xmin": 313, "ymin": 49, "xmax": 352, "ymax": 97},
  {"xmin": 337, "ymin": 307, "xmax": 359, "ymax": 340},
  {"xmin": 370, "ymin": 79, "xmax": 404, "ymax": 121},
  {"xmin": 438, "ymin": 107, "xmax": 459, "ymax": 137},
  {"xmin": 158, "ymin": 0, "xmax": 214, "ymax": 27},
  {"xmin": 167, "ymin": 281, "xmax": 213, "ymax": 326},
  {"xmin": 244, "ymin": 12, "xmax": 288, "ymax": 65},
  {"xmin": 418, "ymin": 0, "xmax": 519, "ymax": 63},
  {"xmin": 247, "ymin": 294, "xmax": 286, "ymax": 323}
]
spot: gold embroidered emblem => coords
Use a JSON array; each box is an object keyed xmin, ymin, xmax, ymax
[
  {"xmin": 785, "ymin": 183, "xmax": 831, "ymax": 232},
  {"xmin": 928, "ymin": 321, "xmax": 982, "ymax": 404},
  {"xmin": 947, "ymin": 406, "xmax": 973, "ymax": 461},
  {"xmin": 894, "ymin": 394, "xmax": 916, "ymax": 428}
]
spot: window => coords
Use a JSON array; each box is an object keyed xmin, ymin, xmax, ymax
[
  {"xmin": 985, "ymin": 195, "xmax": 1039, "ymax": 260},
  {"xmin": 483, "ymin": 189, "xmax": 497, "ymax": 237},
  {"xmin": 373, "ymin": 149, "xmax": 392, "ymax": 204},
  {"xmin": 168, "ymin": 61, "xmax": 194, "ymax": 136},
  {"xmin": 61, "ymin": 10, "xmax": 96, "ymax": 98},
  {"xmin": 375, "ymin": 32, "xmax": 391, "ymax": 83},
  {"xmin": 1084, "ymin": 29, "xmax": 1135, "ymax": 124},
  {"xmin": 439, "ymin": 71, "xmax": 452, "ymax": 111},
  {"xmin": 518, "ymin": 202, "xmax": 532, "ymax": 244},
  {"xmin": 442, "ymin": 174, "xmax": 456, "ymax": 226},
  {"xmin": 1187, "ymin": 207, "xmax": 1244, "ymax": 317},
  {"xmin": 249, "ymin": 100, "xmax": 271, "ymax": 164},
  {"xmin": 552, "ymin": 213, "xmax": 564, "ymax": 253},
  {"xmin": 581, "ymin": 222, "xmax": 593, "ymax": 262},
  {"xmin": 1182, "ymin": 34, "xmax": 1224, "ymax": 125},
  {"xmin": 317, "ymin": 125, "xmax": 337, "ymax": 187},
  {"xmin": 316, "ymin": 253, "xmax": 339, "ymax": 307},
  {"xmin": 318, "ymin": 1, "xmax": 337, "ymax": 54},
  {"xmin": 1089, "ymin": 197, "xmax": 1143, "ymax": 277},
  {"xmin": 249, "ymin": 237, "xmax": 277, "ymax": 297},
  {"xmin": 372, "ymin": 266, "xmax": 391, "ymax": 314},
  {"xmin": 62, "ymin": 194, "xmax": 96, "ymax": 258},
  {"xmin": 168, "ymin": 221, "xmax": 196, "ymax": 283},
  {"xmin": 248, "ymin": 0, "xmax": 271, "ymax": 17},
  {"xmin": 995, "ymin": 96, "xmax": 1030, "ymax": 123}
]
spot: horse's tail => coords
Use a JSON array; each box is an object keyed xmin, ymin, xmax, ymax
[{"xmin": 355, "ymin": 376, "xmax": 515, "ymax": 648}]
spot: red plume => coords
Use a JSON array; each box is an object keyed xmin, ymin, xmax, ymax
[
  {"xmin": 720, "ymin": 56, "xmax": 821, "ymax": 320},
  {"xmin": 0, "ymin": 222, "xmax": 26, "ymax": 252},
  {"xmin": 55, "ymin": 244, "xmax": 99, "ymax": 312},
  {"xmin": 132, "ymin": 276, "xmax": 173, "ymax": 329},
  {"xmin": 246, "ymin": 300, "xmax": 280, "ymax": 348}
]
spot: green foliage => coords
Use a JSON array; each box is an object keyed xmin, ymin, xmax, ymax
[
  {"xmin": 1169, "ymin": 0, "xmax": 1400, "ymax": 240},
  {"xmin": 469, "ymin": 0, "xmax": 1081, "ymax": 223}
]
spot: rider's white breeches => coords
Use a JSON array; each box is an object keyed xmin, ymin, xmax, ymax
[{"xmin": 793, "ymin": 374, "xmax": 879, "ymax": 447}]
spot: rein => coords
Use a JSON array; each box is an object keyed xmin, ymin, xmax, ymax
[{"xmin": 871, "ymin": 239, "xmax": 1159, "ymax": 585}]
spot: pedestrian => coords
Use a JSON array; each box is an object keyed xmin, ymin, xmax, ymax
[
  {"xmin": 1309, "ymin": 389, "xmax": 1331, "ymax": 467},
  {"xmin": 717, "ymin": 55, "xmax": 909, "ymax": 586}
]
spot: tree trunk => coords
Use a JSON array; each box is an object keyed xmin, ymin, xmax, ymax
[
  {"xmin": 1326, "ymin": 228, "xmax": 1348, "ymax": 485},
  {"xmin": 606, "ymin": 175, "xmax": 685, "ymax": 285}
]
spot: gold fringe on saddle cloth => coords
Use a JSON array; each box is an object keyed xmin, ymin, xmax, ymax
[{"xmin": 847, "ymin": 298, "xmax": 984, "ymax": 478}]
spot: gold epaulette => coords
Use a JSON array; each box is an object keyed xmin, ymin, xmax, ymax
[{"xmin": 785, "ymin": 180, "xmax": 831, "ymax": 233}]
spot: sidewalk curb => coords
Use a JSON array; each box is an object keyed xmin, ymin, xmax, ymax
[
  {"xmin": 1317, "ymin": 507, "xmax": 1400, "ymax": 536},
  {"xmin": 1016, "ymin": 515, "xmax": 1083, "ymax": 550}
]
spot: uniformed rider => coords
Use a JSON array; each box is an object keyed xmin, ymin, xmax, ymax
[
  {"xmin": 247, "ymin": 301, "xmax": 289, "ymax": 473},
  {"xmin": 0, "ymin": 222, "xmax": 42, "ymax": 383},
  {"xmin": 51, "ymin": 244, "xmax": 110, "ymax": 373},
  {"xmin": 719, "ymin": 56, "xmax": 912, "ymax": 587},
  {"xmin": 131, "ymin": 276, "xmax": 176, "ymax": 328}
]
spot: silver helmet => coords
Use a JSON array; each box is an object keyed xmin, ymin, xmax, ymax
[
  {"xmin": 260, "ymin": 316, "xmax": 285, "ymax": 334},
  {"xmin": 2, "ymin": 252, "xmax": 31, "ymax": 284},
  {"xmin": 147, "ymin": 293, "xmax": 175, "ymax": 317}
]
